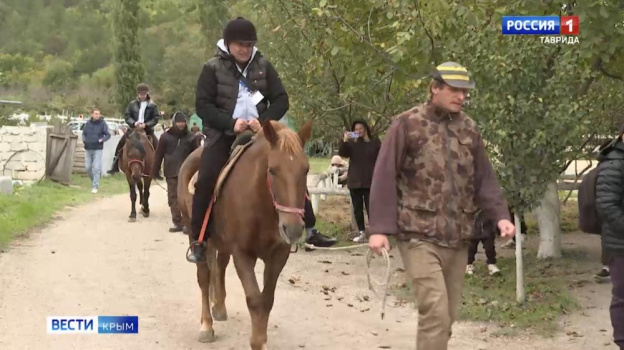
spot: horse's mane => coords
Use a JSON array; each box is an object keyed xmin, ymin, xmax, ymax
[
  {"xmin": 129, "ymin": 130, "xmax": 146, "ymax": 156},
  {"xmin": 260, "ymin": 121, "xmax": 303, "ymax": 155}
]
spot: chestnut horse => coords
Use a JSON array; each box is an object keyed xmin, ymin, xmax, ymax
[
  {"xmin": 178, "ymin": 120, "xmax": 312, "ymax": 349},
  {"xmin": 119, "ymin": 128, "xmax": 154, "ymax": 221}
]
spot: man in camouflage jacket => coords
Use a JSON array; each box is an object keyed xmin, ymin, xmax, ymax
[{"xmin": 368, "ymin": 62, "xmax": 516, "ymax": 350}]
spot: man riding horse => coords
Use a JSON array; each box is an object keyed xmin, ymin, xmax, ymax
[
  {"xmin": 108, "ymin": 83, "xmax": 162, "ymax": 179},
  {"xmin": 188, "ymin": 17, "xmax": 336, "ymax": 263}
]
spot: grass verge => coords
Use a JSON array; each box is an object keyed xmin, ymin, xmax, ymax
[
  {"xmin": 392, "ymin": 248, "xmax": 589, "ymax": 337},
  {"xmin": 0, "ymin": 174, "xmax": 128, "ymax": 248}
]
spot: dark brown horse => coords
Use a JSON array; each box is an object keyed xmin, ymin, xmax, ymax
[
  {"xmin": 119, "ymin": 128, "xmax": 154, "ymax": 221},
  {"xmin": 178, "ymin": 120, "xmax": 312, "ymax": 349}
]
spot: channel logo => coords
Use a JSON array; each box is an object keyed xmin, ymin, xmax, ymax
[
  {"xmin": 502, "ymin": 16, "xmax": 579, "ymax": 35},
  {"xmin": 47, "ymin": 316, "xmax": 139, "ymax": 334}
]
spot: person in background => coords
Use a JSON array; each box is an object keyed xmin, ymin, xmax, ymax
[
  {"xmin": 338, "ymin": 120, "xmax": 381, "ymax": 243},
  {"xmin": 108, "ymin": 83, "xmax": 162, "ymax": 179},
  {"xmin": 326, "ymin": 155, "xmax": 348, "ymax": 187},
  {"xmin": 152, "ymin": 112, "xmax": 201, "ymax": 233},
  {"xmin": 466, "ymin": 210, "xmax": 501, "ymax": 276},
  {"xmin": 368, "ymin": 62, "xmax": 515, "ymax": 350},
  {"xmin": 191, "ymin": 123, "xmax": 201, "ymax": 134},
  {"xmin": 82, "ymin": 108, "xmax": 111, "ymax": 194}
]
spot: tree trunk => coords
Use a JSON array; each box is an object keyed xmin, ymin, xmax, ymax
[
  {"xmin": 534, "ymin": 182, "xmax": 562, "ymax": 259},
  {"xmin": 515, "ymin": 213, "xmax": 525, "ymax": 303}
]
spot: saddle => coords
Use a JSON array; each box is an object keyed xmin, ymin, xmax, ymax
[{"xmin": 188, "ymin": 131, "xmax": 255, "ymax": 198}]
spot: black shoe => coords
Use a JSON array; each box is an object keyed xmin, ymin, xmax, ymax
[
  {"xmin": 169, "ymin": 224, "xmax": 183, "ymax": 233},
  {"xmin": 187, "ymin": 242, "xmax": 206, "ymax": 263},
  {"xmin": 306, "ymin": 229, "xmax": 337, "ymax": 248},
  {"xmin": 182, "ymin": 226, "xmax": 190, "ymax": 235},
  {"xmin": 108, "ymin": 157, "xmax": 120, "ymax": 174},
  {"xmin": 594, "ymin": 268, "xmax": 611, "ymax": 283}
]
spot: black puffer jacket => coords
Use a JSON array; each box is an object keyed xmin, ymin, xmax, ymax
[
  {"xmin": 124, "ymin": 97, "xmax": 160, "ymax": 132},
  {"xmin": 195, "ymin": 40, "xmax": 288, "ymax": 136},
  {"xmin": 596, "ymin": 139, "xmax": 624, "ymax": 256}
]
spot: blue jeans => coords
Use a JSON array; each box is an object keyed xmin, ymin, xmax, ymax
[{"xmin": 85, "ymin": 149, "xmax": 102, "ymax": 189}]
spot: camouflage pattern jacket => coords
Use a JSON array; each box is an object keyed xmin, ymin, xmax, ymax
[{"xmin": 368, "ymin": 102, "xmax": 510, "ymax": 248}]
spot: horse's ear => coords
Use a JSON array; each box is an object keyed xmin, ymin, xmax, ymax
[
  {"xmin": 263, "ymin": 120, "xmax": 279, "ymax": 146},
  {"xmin": 297, "ymin": 119, "xmax": 313, "ymax": 146}
]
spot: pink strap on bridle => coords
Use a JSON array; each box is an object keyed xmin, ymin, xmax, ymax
[
  {"xmin": 266, "ymin": 171, "xmax": 305, "ymax": 217},
  {"xmin": 128, "ymin": 159, "xmax": 149, "ymax": 177}
]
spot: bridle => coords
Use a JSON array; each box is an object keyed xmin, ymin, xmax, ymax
[
  {"xmin": 265, "ymin": 170, "xmax": 306, "ymax": 217},
  {"xmin": 128, "ymin": 159, "xmax": 148, "ymax": 177}
]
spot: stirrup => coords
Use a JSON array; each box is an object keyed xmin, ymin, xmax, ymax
[{"xmin": 185, "ymin": 240, "xmax": 204, "ymax": 263}]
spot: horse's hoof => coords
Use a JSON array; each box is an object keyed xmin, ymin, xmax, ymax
[
  {"xmin": 128, "ymin": 217, "xmax": 136, "ymax": 222},
  {"xmin": 141, "ymin": 210, "xmax": 149, "ymax": 218},
  {"xmin": 212, "ymin": 307, "xmax": 228, "ymax": 321},
  {"xmin": 198, "ymin": 329, "xmax": 216, "ymax": 343}
]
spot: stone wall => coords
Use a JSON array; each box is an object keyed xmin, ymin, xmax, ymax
[{"xmin": 0, "ymin": 126, "xmax": 48, "ymax": 181}]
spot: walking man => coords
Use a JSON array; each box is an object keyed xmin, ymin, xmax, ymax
[
  {"xmin": 152, "ymin": 112, "xmax": 201, "ymax": 232},
  {"xmin": 368, "ymin": 62, "xmax": 515, "ymax": 350},
  {"xmin": 595, "ymin": 127, "xmax": 624, "ymax": 349},
  {"xmin": 108, "ymin": 83, "xmax": 162, "ymax": 179},
  {"xmin": 82, "ymin": 108, "xmax": 110, "ymax": 194}
]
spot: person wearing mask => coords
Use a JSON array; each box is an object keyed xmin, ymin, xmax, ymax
[{"xmin": 338, "ymin": 120, "xmax": 381, "ymax": 242}]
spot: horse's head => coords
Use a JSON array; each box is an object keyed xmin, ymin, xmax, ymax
[
  {"xmin": 261, "ymin": 120, "xmax": 313, "ymax": 245},
  {"xmin": 127, "ymin": 129, "xmax": 147, "ymax": 182}
]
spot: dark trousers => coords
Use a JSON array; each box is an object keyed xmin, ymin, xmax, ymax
[
  {"xmin": 349, "ymin": 188, "xmax": 370, "ymax": 231},
  {"xmin": 468, "ymin": 236, "xmax": 497, "ymax": 265},
  {"xmin": 166, "ymin": 177, "xmax": 182, "ymax": 226},
  {"xmin": 609, "ymin": 256, "xmax": 624, "ymax": 349},
  {"xmin": 191, "ymin": 135, "xmax": 235, "ymax": 240},
  {"xmin": 304, "ymin": 191, "xmax": 316, "ymax": 229}
]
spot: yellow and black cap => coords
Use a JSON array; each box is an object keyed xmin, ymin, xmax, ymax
[{"xmin": 431, "ymin": 62, "xmax": 475, "ymax": 89}]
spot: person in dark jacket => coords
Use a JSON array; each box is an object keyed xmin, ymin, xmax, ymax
[
  {"xmin": 152, "ymin": 112, "xmax": 201, "ymax": 232},
  {"xmin": 338, "ymin": 120, "xmax": 381, "ymax": 243},
  {"xmin": 82, "ymin": 108, "xmax": 111, "ymax": 193},
  {"xmin": 108, "ymin": 83, "xmax": 162, "ymax": 179},
  {"xmin": 188, "ymin": 17, "xmax": 335, "ymax": 263},
  {"xmin": 596, "ymin": 133, "xmax": 624, "ymax": 350},
  {"xmin": 466, "ymin": 210, "xmax": 500, "ymax": 276}
]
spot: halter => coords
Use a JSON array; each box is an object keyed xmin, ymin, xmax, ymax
[
  {"xmin": 265, "ymin": 170, "xmax": 305, "ymax": 217},
  {"xmin": 128, "ymin": 159, "xmax": 148, "ymax": 177}
]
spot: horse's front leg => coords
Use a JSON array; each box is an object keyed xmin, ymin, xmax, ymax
[
  {"xmin": 141, "ymin": 178, "xmax": 151, "ymax": 217},
  {"xmin": 259, "ymin": 246, "xmax": 290, "ymax": 343},
  {"xmin": 126, "ymin": 175, "xmax": 137, "ymax": 222},
  {"xmin": 212, "ymin": 249, "xmax": 230, "ymax": 321},
  {"xmin": 233, "ymin": 252, "xmax": 265, "ymax": 350},
  {"xmin": 196, "ymin": 256, "xmax": 216, "ymax": 343}
]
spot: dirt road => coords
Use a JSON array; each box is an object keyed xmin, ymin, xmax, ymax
[{"xmin": 0, "ymin": 188, "xmax": 618, "ymax": 349}]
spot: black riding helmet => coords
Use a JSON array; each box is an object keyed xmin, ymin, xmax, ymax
[{"xmin": 223, "ymin": 17, "xmax": 258, "ymax": 45}]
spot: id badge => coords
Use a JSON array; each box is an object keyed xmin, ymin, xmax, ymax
[{"xmin": 251, "ymin": 90, "xmax": 264, "ymax": 105}]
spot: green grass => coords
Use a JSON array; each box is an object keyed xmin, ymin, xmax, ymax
[
  {"xmin": 0, "ymin": 174, "xmax": 128, "ymax": 248},
  {"xmin": 309, "ymin": 157, "xmax": 331, "ymax": 174},
  {"xmin": 392, "ymin": 248, "xmax": 589, "ymax": 337}
]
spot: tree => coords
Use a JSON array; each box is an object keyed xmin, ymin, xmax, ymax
[
  {"xmin": 197, "ymin": 0, "xmax": 230, "ymax": 56},
  {"xmin": 112, "ymin": 0, "xmax": 144, "ymax": 112}
]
